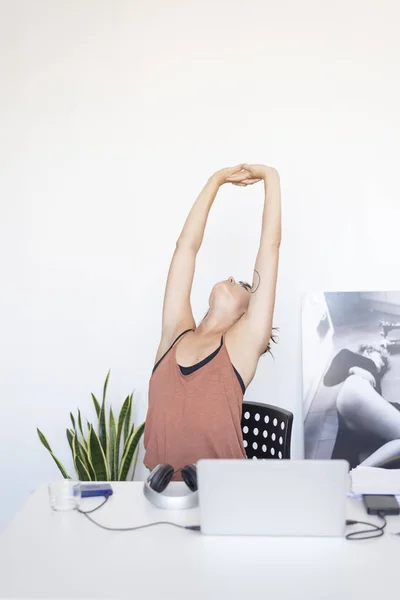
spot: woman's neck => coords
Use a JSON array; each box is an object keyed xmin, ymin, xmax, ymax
[{"xmin": 196, "ymin": 310, "xmax": 236, "ymax": 338}]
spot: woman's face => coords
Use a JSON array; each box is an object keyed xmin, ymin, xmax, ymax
[
  {"xmin": 366, "ymin": 351, "xmax": 385, "ymax": 371},
  {"xmin": 209, "ymin": 276, "xmax": 251, "ymax": 318},
  {"xmin": 360, "ymin": 346, "xmax": 388, "ymax": 372}
]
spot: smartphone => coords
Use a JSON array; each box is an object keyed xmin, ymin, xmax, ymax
[
  {"xmin": 80, "ymin": 483, "xmax": 113, "ymax": 498},
  {"xmin": 362, "ymin": 494, "xmax": 400, "ymax": 515}
]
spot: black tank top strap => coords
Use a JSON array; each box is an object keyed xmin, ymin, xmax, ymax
[
  {"xmin": 179, "ymin": 336, "xmax": 223, "ymax": 375},
  {"xmin": 152, "ymin": 329, "xmax": 194, "ymax": 374},
  {"xmin": 171, "ymin": 329, "xmax": 194, "ymax": 347},
  {"xmin": 177, "ymin": 335, "xmax": 246, "ymax": 394}
]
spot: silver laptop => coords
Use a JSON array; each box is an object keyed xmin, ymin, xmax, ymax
[{"xmin": 197, "ymin": 459, "xmax": 350, "ymax": 537}]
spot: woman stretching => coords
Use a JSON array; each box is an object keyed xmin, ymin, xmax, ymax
[{"xmin": 144, "ymin": 164, "xmax": 281, "ymax": 476}]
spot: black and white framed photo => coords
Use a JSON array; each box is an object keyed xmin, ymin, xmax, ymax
[{"xmin": 303, "ymin": 292, "xmax": 400, "ymax": 469}]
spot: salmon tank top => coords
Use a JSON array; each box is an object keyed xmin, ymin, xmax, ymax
[{"xmin": 143, "ymin": 330, "xmax": 246, "ymax": 479}]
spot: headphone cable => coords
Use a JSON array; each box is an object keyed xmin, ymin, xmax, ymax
[{"xmin": 78, "ymin": 495, "xmax": 200, "ymax": 532}]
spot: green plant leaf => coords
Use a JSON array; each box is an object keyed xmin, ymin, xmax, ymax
[
  {"xmin": 37, "ymin": 428, "xmax": 71, "ymax": 479},
  {"xmin": 88, "ymin": 425, "xmax": 109, "ymax": 481},
  {"xmin": 50, "ymin": 453, "xmax": 71, "ymax": 479},
  {"xmin": 37, "ymin": 428, "xmax": 52, "ymax": 452},
  {"xmin": 98, "ymin": 373, "xmax": 109, "ymax": 457},
  {"xmin": 121, "ymin": 423, "xmax": 134, "ymax": 461},
  {"xmin": 71, "ymin": 427, "xmax": 84, "ymax": 463},
  {"xmin": 70, "ymin": 412, "xmax": 76, "ymax": 430},
  {"xmin": 102, "ymin": 369, "xmax": 110, "ymax": 405},
  {"xmin": 66, "ymin": 429, "xmax": 74, "ymax": 452},
  {"xmin": 71, "ymin": 419, "xmax": 95, "ymax": 479},
  {"xmin": 116, "ymin": 396, "xmax": 130, "ymax": 471},
  {"xmin": 78, "ymin": 441, "xmax": 96, "ymax": 480},
  {"xmin": 76, "ymin": 456, "xmax": 90, "ymax": 481},
  {"xmin": 109, "ymin": 407, "xmax": 117, "ymax": 480},
  {"xmin": 91, "ymin": 394, "xmax": 101, "ymax": 418},
  {"xmin": 118, "ymin": 422, "xmax": 145, "ymax": 481},
  {"xmin": 131, "ymin": 444, "xmax": 140, "ymax": 480},
  {"xmin": 77, "ymin": 410, "xmax": 86, "ymax": 446},
  {"xmin": 71, "ymin": 434, "xmax": 80, "ymax": 477},
  {"xmin": 124, "ymin": 394, "xmax": 133, "ymax": 443},
  {"xmin": 72, "ymin": 434, "xmax": 90, "ymax": 481},
  {"xmin": 78, "ymin": 441, "xmax": 89, "ymax": 464}
]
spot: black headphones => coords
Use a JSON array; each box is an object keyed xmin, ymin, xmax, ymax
[{"xmin": 143, "ymin": 463, "xmax": 198, "ymax": 509}]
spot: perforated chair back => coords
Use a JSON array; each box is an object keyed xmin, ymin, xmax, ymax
[{"xmin": 241, "ymin": 401, "xmax": 293, "ymax": 459}]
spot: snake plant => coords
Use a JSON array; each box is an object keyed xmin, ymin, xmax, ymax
[{"xmin": 37, "ymin": 371, "xmax": 145, "ymax": 481}]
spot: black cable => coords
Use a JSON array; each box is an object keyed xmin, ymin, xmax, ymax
[
  {"xmin": 345, "ymin": 512, "xmax": 387, "ymax": 540},
  {"xmin": 78, "ymin": 495, "xmax": 110, "ymax": 514},
  {"xmin": 78, "ymin": 495, "xmax": 200, "ymax": 532},
  {"xmin": 81, "ymin": 513, "xmax": 200, "ymax": 532}
]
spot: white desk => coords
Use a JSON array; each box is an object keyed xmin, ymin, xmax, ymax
[{"xmin": 0, "ymin": 482, "xmax": 399, "ymax": 599}]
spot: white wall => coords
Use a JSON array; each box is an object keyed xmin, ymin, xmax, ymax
[{"xmin": 1, "ymin": 0, "xmax": 400, "ymax": 532}]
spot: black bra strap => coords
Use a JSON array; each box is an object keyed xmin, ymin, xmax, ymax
[
  {"xmin": 152, "ymin": 329, "xmax": 193, "ymax": 374},
  {"xmin": 179, "ymin": 336, "xmax": 223, "ymax": 375}
]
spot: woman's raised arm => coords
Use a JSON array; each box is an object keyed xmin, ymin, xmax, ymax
[
  {"xmin": 155, "ymin": 165, "xmax": 244, "ymax": 361},
  {"xmin": 226, "ymin": 164, "xmax": 281, "ymax": 385}
]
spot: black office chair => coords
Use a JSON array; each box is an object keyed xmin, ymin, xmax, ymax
[{"xmin": 241, "ymin": 401, "xmax": 293, "ymax": 460}]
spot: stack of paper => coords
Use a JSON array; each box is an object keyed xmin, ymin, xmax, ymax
[{"xmin": 350, "ymin": 466, "xmax": 400, "ymax": 495}]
